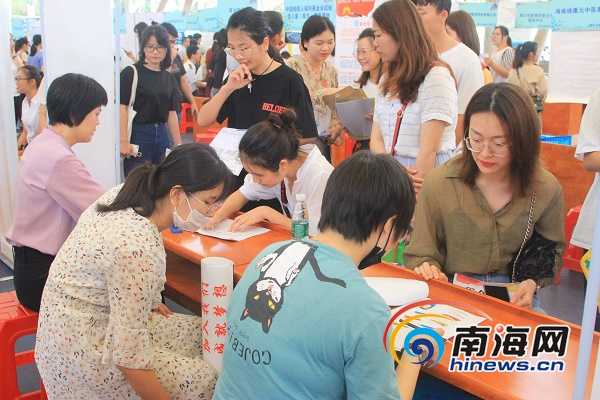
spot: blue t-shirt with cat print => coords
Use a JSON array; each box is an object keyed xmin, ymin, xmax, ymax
[{"xmin": 214, "ymin": 239, "xmax": 402, "ymax": 400}]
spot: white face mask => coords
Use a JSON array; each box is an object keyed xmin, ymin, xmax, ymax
[{"xmin": 173, "ymin": 195, "xmax": 211, "ymax": 232}]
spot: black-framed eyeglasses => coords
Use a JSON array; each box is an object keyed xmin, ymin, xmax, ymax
[
  {"xmin": 399, "ymin": 226, "xmax": 413, "ymax": 243},
  {"xmin": 464, "ymin": 137, "xmax": 509, "ymax": 157},
  {"xmin": 144, "ymin": 44, "xmax": 167, "ymax": 53}
]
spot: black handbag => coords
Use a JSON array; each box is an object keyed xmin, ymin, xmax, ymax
[{"xmin": 509, "ymin": 188, "xmax": 557, "ymax": 284}]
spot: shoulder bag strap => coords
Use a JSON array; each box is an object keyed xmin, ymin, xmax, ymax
[
  {"xmin": 389, "ymin": 103, "xmax": 408, "ymax": 157},
  {"xmin": 129, "ymin": 65, "xmax": 138, "ymax": 108},
  {"xmin": 127, "ymin": 65, "xmax": 138, "ymax": 141},
  {"xmin": 511, "ymin": 187, "xmax": 537, "ymax": 283}
]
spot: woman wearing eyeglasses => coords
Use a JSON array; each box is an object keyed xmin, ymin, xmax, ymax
[
  {"xmin": 15, "ymin": 66, "xmax": 42, "ymax": 150},
  {"xmin": 404, "ymin": 83, "xmax": 565, "ymax": 313},
  {"xmin": 120, "ymin": 24, "xmax": 181, "ymax": 177},
  {"xmin": 350, "ymin": 28, "xmax": 383, "ymax": 152},
  {"xmin": 483, "ymin": 26, "xmax": 515, "ymax": 83},
  {"xmin": 36, "ymin": 144, "xmax": 232, "ymax": 399},
  {"xmin": 196, "ymin": 7, "xmax": 317, "ymax": 143}
]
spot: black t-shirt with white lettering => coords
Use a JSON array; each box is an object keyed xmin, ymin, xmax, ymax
[
  {"xmin": 120, "ymin": 64, "xmax": 179, "ymax": 123},
  {"xmin": 217, "ymin": 65, "xmax": 317, "ymax": 138}
]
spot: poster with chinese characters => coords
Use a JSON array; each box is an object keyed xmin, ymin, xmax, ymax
[
  {"xmin": 334, "ymin": 0, "xmax": 377, "ymax": 88},
  {"xmin": 515, "ymin": 2, "xmax": 552, "ymax": 29},
  {"xmin": 552, "ymin": 0, "xmax": 600, "ymax": 31},
  {"xmin": 284, "ymin": 0, "xmax": 336, "ymax": 32},
  {"xmin": 201, "ymin": 257, "xmax": 234, "ymax": 373}
]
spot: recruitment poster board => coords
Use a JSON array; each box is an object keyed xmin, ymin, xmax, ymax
[{"xmin": 334, "ymin": 0, "xmax": 376, "ymax": 87}]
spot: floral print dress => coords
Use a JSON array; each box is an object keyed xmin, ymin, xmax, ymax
[
  {"xmin": 287, "ymin": 54, "xmax": 340, "ymax": 137},
  {"xmin": 35, "ymin": 186, "xmax": 218, "ymax": 399}
]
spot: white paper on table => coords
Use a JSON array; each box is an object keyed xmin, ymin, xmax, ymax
[
  {"xmin": 196, "ymin": 218, "xmax": 270, "ymax": 241},
  {"xmin": 209, "ymin": 128, "xmax": 247, "ymax": 175},
  {"xmin": 364, "ymin": 277, "xmax": 429, "ymax": 306},
  {"xmin": 335, "ymin": 98, "xmax": 374, "ymax": 139},
  {"xmin": 201, "ymin": 257, "xmax": 234, "ymax": 374}
]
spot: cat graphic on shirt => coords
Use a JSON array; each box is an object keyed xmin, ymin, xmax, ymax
[{"xmin": 241, "ymin": 241, "xmax": 346, "ymax": 333}]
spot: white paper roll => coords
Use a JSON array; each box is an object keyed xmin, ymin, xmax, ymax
[{"xmin": 200, "ymin": 257, "xmax": 234, "ymax": 374}]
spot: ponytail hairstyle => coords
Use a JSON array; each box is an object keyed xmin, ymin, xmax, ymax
[
  {"xmin": 18, "ymin": 65, "xmax": 42, "ymax": 88},
  {"xmin": 513, "ymin": 41, "xmax": 538, "ymax": 69},
  {"xmin": 354, "ymin": 28, "xmax": 383, "ymax": 89},
  {"xmin": 494, "ymin": 25, "xmax": 512, "ymax": 48},
  {"xmin": 97, "ymin": 143, "xmax": 233, "ymax": 216},
  {"xmin": 227, "ymin": 7, "xmax": 273, "ymax": 46},
  {"xmin": 239, "ymin": 109, "xmax": 301, "ymax": 172},
  {"xmin": 30, "ymin": 34, "xmax": 42, "ymax": 56}
]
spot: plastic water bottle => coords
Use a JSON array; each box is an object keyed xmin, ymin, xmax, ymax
[{"xmin": 291, "ymin": 193, "xmax": 309, "ymax": 239}]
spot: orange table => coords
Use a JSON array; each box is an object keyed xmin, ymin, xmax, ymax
[{"xmin": 163, "ymin": 226, "xmax": 598, "ymax": 399}]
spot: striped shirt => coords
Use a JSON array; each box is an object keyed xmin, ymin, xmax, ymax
[{"xmin": 373, "ymin": 66, "xmax": 457, "ymax": 159}]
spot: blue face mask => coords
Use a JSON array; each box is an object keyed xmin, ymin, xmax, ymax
[{"xmin": 172, "ymin": 195, "xmax": 210, "ymax": 232}]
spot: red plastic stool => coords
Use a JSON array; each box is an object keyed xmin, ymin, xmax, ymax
[
  {"xmin": 179, "ymin": 103, "xmax": 194, "ymax": 134},
  {"xmin": 0, "ymin": 291, "xmax": 47, "ymax": 400},
  {"xmin": 555, "ymin": 205, "xmax": 585, "ymax": 284}
]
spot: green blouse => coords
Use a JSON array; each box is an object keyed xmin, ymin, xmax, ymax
[{"xmin": 404, "ymin": 158, "xmax": 566, "ymax": 288}]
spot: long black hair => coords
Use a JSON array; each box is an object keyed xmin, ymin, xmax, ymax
[
  {"xmin": 30, "ymin": 34, "xmax": 41, "ymax": 56},
  {"xmin": 513, "ymin": 41, "xmax": 538, "ymax": 69},
  {"xmin": 97, "ymin": 143, "xmax": 233, "ymax": 216}
]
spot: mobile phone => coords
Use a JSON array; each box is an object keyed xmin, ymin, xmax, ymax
[
  {"xmin": 285, "ymin": 31, "xmax": 301, "ymax": 44},
  {"xmin": 484, "ymin": 285, "xmax": 510, "ymax": 302}
]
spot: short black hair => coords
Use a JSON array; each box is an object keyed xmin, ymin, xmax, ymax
[
  {"xmin": 186, "ymin": 45, "xmax": 199, "ymax": 59},
  {"xmin": 138, "ymin": 24, "xmax": 172, "ymax": 70},
  {"xmin": 301, "ymin": 15, "xmax": 336, "ymax": 56},
  {"xmin": 47, "ymin": 73, "xmax": 108, "ymax": 127},
  {"xmin": 161, "ymin": 22, "xmax": 179, "ymax": 39},
  {"xmin": 193, "ymin": 33, "xmax": 202, "ymax": 40},
  {"xmin": 318, "ymin": 152, "xmax": 416, "ymax": 243},
  {"xmin": 411, "ymin": 0, "xmax": 451, "ymax": 14}
]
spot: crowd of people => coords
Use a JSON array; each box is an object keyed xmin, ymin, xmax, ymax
[{"xmin": 7, "ymin": 0, "xmax": 577, "ymax": 399}]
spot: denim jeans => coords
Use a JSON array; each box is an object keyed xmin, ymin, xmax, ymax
[
  {"xmin": 466, "ymin": 273, "xmax": 546, "ymax": 314},
  {"xmin": 124, "ymin": 122, "xmax": 170, "ymax": 177}
]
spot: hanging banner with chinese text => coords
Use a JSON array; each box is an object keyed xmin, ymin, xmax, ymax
[
  {"xmin": 284, "ymin": 0, "xmax": 336, "ymax": 32},
  {"xmin": 552, "ymin": 0, "xmax": 600, "ymax": 31},
  {"xmin": 515, "ymin": 2, "xmax": 552, "ymax": 29},
  {"xmin": 458, "ymin": 2, "xmax": 499, "ymax": 28}
]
